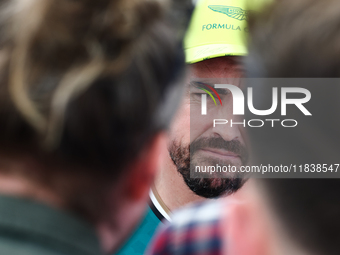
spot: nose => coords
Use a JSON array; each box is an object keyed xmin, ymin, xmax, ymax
[
  {"xmin": 211, "ymin": 99, "xmax": 244, "ymax": 143},
  {"xmin": 212, "ymin": 117, "xmax": 243, "ymax": 142}
]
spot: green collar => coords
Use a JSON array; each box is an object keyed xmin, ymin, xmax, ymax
[{"xmin": 0, "ymin": 194, "xmax": 102, "ymax": 255}]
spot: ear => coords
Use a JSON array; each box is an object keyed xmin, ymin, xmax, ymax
[
  {"xmin": 124, "ymin": 132, "xmax": 167, "ymax": 201},
  {"xmin": 222, "ymin": 190, "xmax": 270, "ymax": 255}
]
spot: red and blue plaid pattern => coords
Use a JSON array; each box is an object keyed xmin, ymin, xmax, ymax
[{"xmin": 147, "ymin": 201, "xmax": 224, "ymax": 255}]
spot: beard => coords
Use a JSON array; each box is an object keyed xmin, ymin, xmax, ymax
[{"xmin": 169, "ymin": 137, "xmax": 248, "ymax": 198}]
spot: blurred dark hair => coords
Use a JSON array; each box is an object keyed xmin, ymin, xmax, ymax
[
  {"xmin": 247, "ymin": 1, "xmax": 340, "ymax": 255},
  {"xmin": 247, "ymin": 0, "xmax": 340, "ymax": 78},
  {"xmin": 0, "ymin": 0, "xmax": 189, "ymax": 220}
]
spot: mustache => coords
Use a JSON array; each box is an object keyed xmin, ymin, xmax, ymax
[{"xmin": 190, "ymin": 137, "xmax": 248, "ymax": 164}]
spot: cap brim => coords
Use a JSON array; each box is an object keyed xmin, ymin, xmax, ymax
[{"xmin": 185, "ymin": 43, "xmax": 247, "ymax": 64}]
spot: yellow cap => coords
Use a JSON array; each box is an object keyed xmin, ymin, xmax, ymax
[{"xmin": 184, "ymin": 0, "xmax": 271, "ymax": 64}]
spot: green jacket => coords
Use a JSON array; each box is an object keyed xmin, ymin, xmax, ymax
[
  {"xmin": 116, "ymin": 206, "xmax": 162, "ymax": 255},
  {"xmin": 0, "ymin": 195, "xmax": 101, "ymax": 255}
]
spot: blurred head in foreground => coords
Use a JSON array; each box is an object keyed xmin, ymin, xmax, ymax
[
  {"xmin": 224, "ymin": 1, "xmax": 340, "ymax": 255},
  {"xmin": 0, "ymin": 0, "xmax": 185, "ymax": 253}
]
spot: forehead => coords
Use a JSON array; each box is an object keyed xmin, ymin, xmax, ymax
[{"xmin": 188, "ymin": 56, "xmax": 243, "ymax": 79}]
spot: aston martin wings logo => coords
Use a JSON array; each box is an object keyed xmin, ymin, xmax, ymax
[{"xmin": 208, "ymin": 5, "xmax": 249, "ymax": 21}]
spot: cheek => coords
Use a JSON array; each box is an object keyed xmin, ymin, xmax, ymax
[
  {"xmin": 190, "ymin": 112, "xmax": 215, "ymax": 142},
  {"xmin": 172, "ymin": 100, "xmax": 215, "ymax": 144},
  {"xmin": 168, "ymin": 101, "xmax": 190, "ymax": 144}
]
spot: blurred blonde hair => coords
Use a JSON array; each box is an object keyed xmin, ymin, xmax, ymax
[{"xmin": 1, "ymin": 0, "xmax": 167, "ymax": 148}]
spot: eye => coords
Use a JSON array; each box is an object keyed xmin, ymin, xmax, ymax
[
  {"xmin": 191, "ymin": 93, "xmax": 214, "ymax": 101},
  {"xmin": 193, "ymin": 93, "xmax": 204, "ymax": 97},
  {"xmin": 190, "ymin": 92, "xmax": 203, "ymax": 98}
]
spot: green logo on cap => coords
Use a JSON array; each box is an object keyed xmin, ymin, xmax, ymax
[{"xmin": 208, "ymin": 5, "xmax": 248, "ymax": 21}]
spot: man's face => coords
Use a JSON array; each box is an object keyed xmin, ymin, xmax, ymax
[{"xmin": 168, "ymin": 56, "xmax": 248, "ymax": 198}]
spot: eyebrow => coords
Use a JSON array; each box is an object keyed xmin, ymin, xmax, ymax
[{"xmin": 189, "ymin": 81, "xmax": 230, "ymax": 95}]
